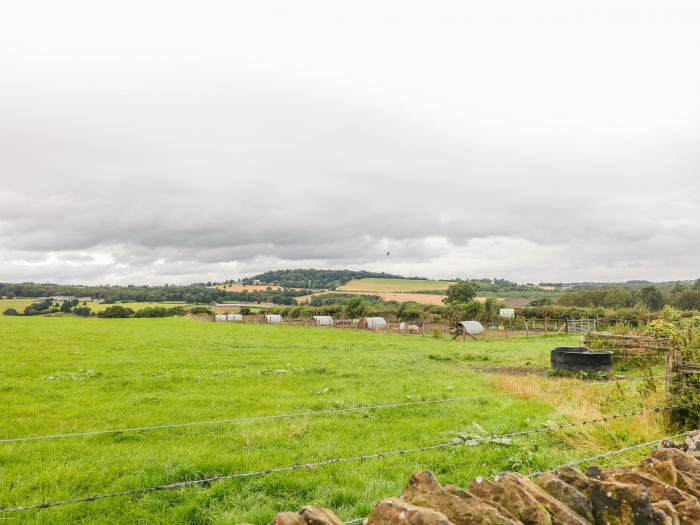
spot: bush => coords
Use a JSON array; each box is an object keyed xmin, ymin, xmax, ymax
[
  {"xmin": 443, "ymin": 282, "xmax": 477, "ymax": 305},
  {"xmin": 23, "ymin": 300, "xmax": 54, "ymax": 316},
  {"xmin": 397, "ymin": 302, "xmax": 422, "ymax": 322},
  {"xmin": 59, "ymin": 299, "xmax": 79, "ymax": 313},
  {"xmin": 3, "ymin": 308, "xmax": 18, "ymax": 316},
  {"xmin": 134, "ymin": 306, "xmax": 185, "ymax": 318},
  {"xmin": 73, "ymin": 306, "xmax": 92, "ymax": 317},
  {"xmin": 673, "ymin": 290, "xmax": 700, "ymax": 311},
  {"xmin": 344, "ymin": 296, "xmax": 368, "ymax": 318},
  {"xmin": 459, "ymin": 300, "xmax": 484, "ymax": 320},
  {"xmin": 97, "ymin": 306, "xmax": 134, "ymax": 318},
  {"xmin": 641, "ymin": 319, "xmax": 676, "ymax": 339},
  {"xmin": 640, "ymin": 286, "xmax": 665, "ymax": 311},
  {"xmin": 188, "ymin": 306, "xmax": 212, "ymax": 316}
]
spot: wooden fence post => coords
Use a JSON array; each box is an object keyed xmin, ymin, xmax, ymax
[{"xmin": 665, "ymin": 347, "xmax": 676, "ymax": 398}]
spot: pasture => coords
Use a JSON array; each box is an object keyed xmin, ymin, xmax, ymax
[
  {"xmin": 0, "ymin": 316, "xmax": 670, "ymax": 524},
  {"xmin": 0, "ymin": 298, "xmax": 187, "ymax": 315},
  {"xmin": 337, "ymin": 278, "xmax": 454, "ymax": 293}
]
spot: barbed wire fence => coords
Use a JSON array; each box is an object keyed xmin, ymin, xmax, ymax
[
  {"xmin": 0, "ymin": 371, "xmax": 686, "ymax": 444},
  {"xmin": 526, "ymin": 429, "xmax": 696, "ymax": 478},
  {"xmin": 341, "ymin": 428, "xmax": 698, "ymax": 525},
  {"xmin": 0, "ymin": 403, "xmax": 691, "ymax": 514}
]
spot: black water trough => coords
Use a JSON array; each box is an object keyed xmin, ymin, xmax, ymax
[{"xmin": 551, "ymin": 346, "xmax": 613, "ymax": 374}]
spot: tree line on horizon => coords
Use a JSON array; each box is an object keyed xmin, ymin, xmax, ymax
[
  {"xmin": 3, "ymin": 269, "xmax": 700, "ymax": 312},
  {"xmin": 555, "ymin": 280, "xmax": 700, "ymax": 311},
  {"xmin": 0, "ymin": 282, "xmax": 311, "ymax": 305}
]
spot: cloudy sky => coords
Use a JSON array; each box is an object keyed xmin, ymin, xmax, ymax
[{"xmin": 1, "ymin": 1, "xmax": 699, "ymax": 285}]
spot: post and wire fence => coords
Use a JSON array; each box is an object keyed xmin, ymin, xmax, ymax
[
  {"xmin": 0, "ymin": 371, "xmax": 689, "ymax": 444},
  {"xmin": 0, "ymin": 403, "xmax": 693, "ymax": 513},
  {"xmin": 1, "ymin": 368, "xmax": 696, "ymax": 515},
  {"xmin": 206, "ymin": 312, "xmax": 590, "ymax": 339}
]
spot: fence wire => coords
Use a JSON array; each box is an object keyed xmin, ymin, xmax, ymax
[
  {"xmin": 526, "ymin": 429, "xmax": 696, "ymax": 478},
  {"xmin": 0, "ymin": 371, "xmax": 683, "ymax": 444},
  {"xmin": 341, "ymin": 429, "xmax": 698, "ymax": 525},
  {"xmin": 0, "ymin": 402, "xmax": 686, "ymax": 514}
]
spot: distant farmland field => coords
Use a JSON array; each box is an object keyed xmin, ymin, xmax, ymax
[
  {"xmin": 295, "ymin": 291, "xmax": 496, "ymax": 306},
  {"xmin": 337, "ymin": 278, "xmax": 454, "ymax": 293},
  {"xmin": 213, "ymin": 283, "xmax": 283, "ymax": 292},
  {"xmin": 295, "ymin": 291, "xmax": 452, "ymax": 305},
  {"xmin": 0, "ymin": 315, "xmax": 669, "ymax": 523},
  {"xmin": 0, "ymin": 298, "xmax": 187, "ymax": 314},
  {"xmin": 0, "ymin": 298, "xmax": 36, "ymax": 313}
]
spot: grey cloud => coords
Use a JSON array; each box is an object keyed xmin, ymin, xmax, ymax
[{"xmin": 2, "ymin": 2, "xmax": 700, "ymax": 283}]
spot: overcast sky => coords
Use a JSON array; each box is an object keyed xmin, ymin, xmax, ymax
[{"xmin": 1, "ymin": 1, "xmax": 699, "ymax": 285}]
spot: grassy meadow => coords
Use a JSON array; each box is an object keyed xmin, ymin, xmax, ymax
[
  {"xmin": 0, "ymin": 316, "xmax": 670, "ymax": 524},
  {"xmin": 0, "ymin": 298, "xmax": 188, "ymax": 315},
  {"xmin": 337, "ymin": 278, "xmax": 454, "ymax": 293}
]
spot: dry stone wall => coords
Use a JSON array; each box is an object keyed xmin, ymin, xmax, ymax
[{"xmin": 257, "ymin": 433, "xmax": 700, "ymax": 525}]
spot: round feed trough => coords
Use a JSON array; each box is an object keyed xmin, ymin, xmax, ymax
[{"xmin": 551, "ymin": 346, "xmax": 613, "ymax": 374}]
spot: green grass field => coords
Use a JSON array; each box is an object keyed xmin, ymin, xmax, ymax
[
  {"xmin": 0, "ymin": 298, "xmax": 37, "ymax": 313},
  {"xmin": 0, "ymin": 317, "xmax": 669, "ymax": 524},
  {"xmin": 0, "ymin": 298, "xmax": 188, "ymax": 315},
  {"xmin": 337, "ymin": 278, "xmax": 454, "ymax": 293}
]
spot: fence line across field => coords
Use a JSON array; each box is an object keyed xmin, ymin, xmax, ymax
[
  {"xmin": 208, "ymin": 313, "xmax": 585, "ymax": 331},
  {"xmin": 0, "ymin": 371, "xmax": 685, "ymax": 444},
  {"xmin": 0, "ymin": 403, "xmax": 689, "ymax": 514},
  {"xmin": 207, "ymin": 313, "xmax": 672, "ymax": 343},
  {"xmin": 343, "ymin": 428, "xmax": 698, "ymax": 525},
  {"xmin": 526, "ymin": 429, "xmax": 697, "ymax": 478}
]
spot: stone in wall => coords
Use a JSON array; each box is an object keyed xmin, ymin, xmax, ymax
[{"xmin": 262, "ymin": 432, "xmax": 700, "ymax": 525}]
